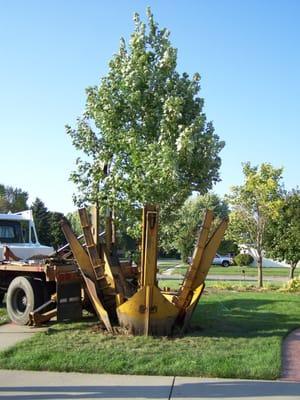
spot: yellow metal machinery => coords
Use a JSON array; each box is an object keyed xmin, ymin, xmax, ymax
[{"xmin": 59, "ymin": 204, "xmax": 228, "ymax": 336}]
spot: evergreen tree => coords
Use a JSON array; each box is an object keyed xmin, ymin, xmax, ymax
[
  {"xmin": 49, "ymin": 212, "xmax": 66, "ymax": 249},
  {"xmin": 31, "ymin": 198, "xmax": 51, "ymax": 245}
]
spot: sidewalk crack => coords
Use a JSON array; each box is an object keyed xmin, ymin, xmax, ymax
[{"xmin": 168, "ymin": 376, "xmax": 175, "ymax": 400}]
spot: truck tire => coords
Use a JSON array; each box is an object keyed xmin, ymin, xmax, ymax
[{"xmin": 6, "ymin": 277, "xmax": 44, "ymax": 325}]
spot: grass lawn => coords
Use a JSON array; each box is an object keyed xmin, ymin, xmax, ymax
[
  {"xmin": 157, "ymin": 259, "xmax": 296, "ymax": 278},
  {"xmin": 158, "ymin": 279, "xmax": 282, "ymax": 291},
  {"xmin": 0, "ymin": 306, "xmax": 8, "ymax": 325},
  {"xmin": 178, "ymin": 265, "xmax": 292, "ymax": 277},
  {"xmin": 0, "ymin": 289, "xmax": 299, "ymax": 380}
]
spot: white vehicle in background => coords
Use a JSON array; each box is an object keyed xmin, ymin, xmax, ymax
[
  {"xmin": 0, "ymin": 210, "xmax": 53, "ymax": 261},
  {"xmin": 212, "ymin": 253, "xmax": 233, "ymax": 267}
]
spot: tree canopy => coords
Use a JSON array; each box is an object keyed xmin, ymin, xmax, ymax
[
  {"xmin": 32, "ymin": 198, "xmax": 66, "ymax": 249},
  {"xmin": 226, "ymin": 162, "xmax": 283, "ymax": 287},
  {"xmin": 67, "ymin": 8, "xmax": 224, "ymax": 236},
  {"xmin": 162, "ymin": 193, "xmax": 229, "ymax": 262},
  {"xmin": 0, "ymin": 184, "xmax": 28, "ymax": 213},
  {"xmin": 265, "ymin": 189, "xmax": 300, "ymax": 278}
]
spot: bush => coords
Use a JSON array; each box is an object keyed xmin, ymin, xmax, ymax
[
  {"xmin": 234, "ymin": 253, "xmax": 254, "ymax": 266},
  {"xmin": 281, "ymin": 276, "xmax": 300, "ymax": 292}
]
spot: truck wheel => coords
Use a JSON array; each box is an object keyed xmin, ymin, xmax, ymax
[{"xmin": 6, "ymin": 277, "xmax": 44, "ymax": 325}]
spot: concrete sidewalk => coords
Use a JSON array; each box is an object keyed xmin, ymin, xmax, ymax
[
  {"xmin": 0, "ymin": 370, "xmax": 299, "ymax": 400},
  {"xmin": 0, "ymin": 323, "xmax": 46, "ymax": 351}
]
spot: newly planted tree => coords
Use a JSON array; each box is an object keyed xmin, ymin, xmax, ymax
[
  {"xmin": 226, "ymin": 163, "xmax": 283, "ymax": 287},
  {"xmin": 67, "ymin": 9, "xmax": 224, "ymax": 238}
]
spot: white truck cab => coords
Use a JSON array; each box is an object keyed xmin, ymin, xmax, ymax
[{"xmin": 0, "ymin": 210, "xmax": 54, "ymax": 261}]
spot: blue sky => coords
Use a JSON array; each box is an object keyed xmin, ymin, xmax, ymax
[{"xmin": 0, "ymin": 0, "xmax": 299, "ymax": 213}]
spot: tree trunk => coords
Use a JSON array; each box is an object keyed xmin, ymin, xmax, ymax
[
  {"xmin": 289, "ymin": 263, "xmax": 296, "ymax": 280},
  {"xmin": 257, "ymin": 251, "xmax": 263, "ymax": 288}
]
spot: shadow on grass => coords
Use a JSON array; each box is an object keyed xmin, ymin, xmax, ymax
[
  {"xmin": 0, "ymin": 380, "xmax": 299, "ymax": 399},
  {"xmin": 46, "ymin": 316, "xmax": 98, "ymax": 334},
  {"xmin": 45, "ymin": 298, "xmax": 300, "ymax": 341}
]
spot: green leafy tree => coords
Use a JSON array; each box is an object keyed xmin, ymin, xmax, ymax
[
  {"xmin": 265, "ymin": 189, "xmax": 300, "ymax": 279},
  {"xmin": 218, "ymin": 239, "xmax": 238, "ymax": 256},
  {"xmin": 0, "ymin": 184, "xmax": 28, "ymax": 212},
  {"xmin": 226, "ymin": 163, "xmax": 283, "ymax": 287},
  {"xmin": 0, "ymin": 185, "xmax": 8, "ymax": 211},
  {"xmin": 162, "ymin": 193, "xmax": 229, "ymax": 262},
  {"xmin": 31, "ymin": 198, "xmax": 51, "ymax": 245},
  {"xmin": 67, "ymin": 8, "xmax": 224, "ymax": 238},
  {"xmin": 66, "ymin": 211, "xmax": 82, "ymax": 237}
]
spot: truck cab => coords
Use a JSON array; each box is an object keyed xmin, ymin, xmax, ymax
[{"xmin": 0, "ymin": 210, "xmax": 53, "ymax": 261}]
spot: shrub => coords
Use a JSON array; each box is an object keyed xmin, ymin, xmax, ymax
[
  {"xmin": 234, "ymin": 253, "xmax": 254, "ymax": 266},
  {"xmin": 281, "ymin": 276, "xmax": 300, "ymax": 292}
]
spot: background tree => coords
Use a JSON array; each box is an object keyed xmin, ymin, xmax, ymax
[
  {"xmin": 226, "ymin": 162, "xmax": 283, "ymax": 287},
  {"xmin": 49, "ymin": 212, "xmax": 66, "ymax": 249},
  {"xmin": 32, "ymin": 199, "xmax": 67, "ymax": 248},
  {"xmin": 265, "ymin": 189, "xmax": 300, "ymax": 279},
  {"xmin": 0, "ymin": 184, "xmax": 28, "ymax": 212},
  {"xmin": 31, "ymin": 198, "xmax": 51, "ymax": 245},
  {"xmin": 161, "ymin": 193, "xmax": 229, "ymax": 262},
  {"xmin": 217, "ymin": 239, "xmax": 238, "ymax": 256},
  {"xmin": 66, "ymin": 211, "xmax": 82, "ymax": 237},
  {"xmin": 67, "ymin": 8, "xmax": 224, "ymax": 238}
]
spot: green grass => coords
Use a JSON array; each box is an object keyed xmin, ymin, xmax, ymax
[
  {"xmin": 210, "ymin": 266, "xmax": 293, "ymax": 277},
  {"xmin": 161, "ymin": 263, "xmax": 295, "ymax": 277},
  {"xmin": 158, "ymin": 279, "xmax": 282, "ymax": 292},
  {"xmin": 157, "ymin": 259, "xmax": 181, "ymax": 267},
  {"xmin": 157, "ymin": 259, "xmax": 181, "ymax": 272},
  {"xmin": 0, "ymin": 289, "xmax": 299, "ymax": 380},
  {"xmin": 0, "ymin": 306, "xmax": 8, "ymax": 325}
]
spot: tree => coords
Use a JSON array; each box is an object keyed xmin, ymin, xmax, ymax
[
  {"xmin": 49, "ymin": 212, "xmax": 66, "ymax": 249},
  {"xmin": 32, "ymin": 199, "xmax": 66, "ymax": 249},
  {"xmin": 161, "ymin": 193, "xmax": 229, "ymax": 262},
  {"xmin": 217, "ymin": 239, "xmax": 238, "ymax": 256},
  {"xmin": 67, "ymin": 8, "xmax": 224, "ymax": 238},
  {"xmin": 0, "ymin": 184, "xmax": 28, "ymax": 213},
  {"xmin": 226, "ymin": 163, "xmax": 283, "ymax": 287},
  {"xmin": 265, "ymin": 189, "xmax": 300, "ymax": 279},
  {"xmin": 66, "ymin": 211, "xmax": 82, "ymax": 237},
  {"xmin": 31, "ymin": 198, "xmax": 51, "ymax": 245}
]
